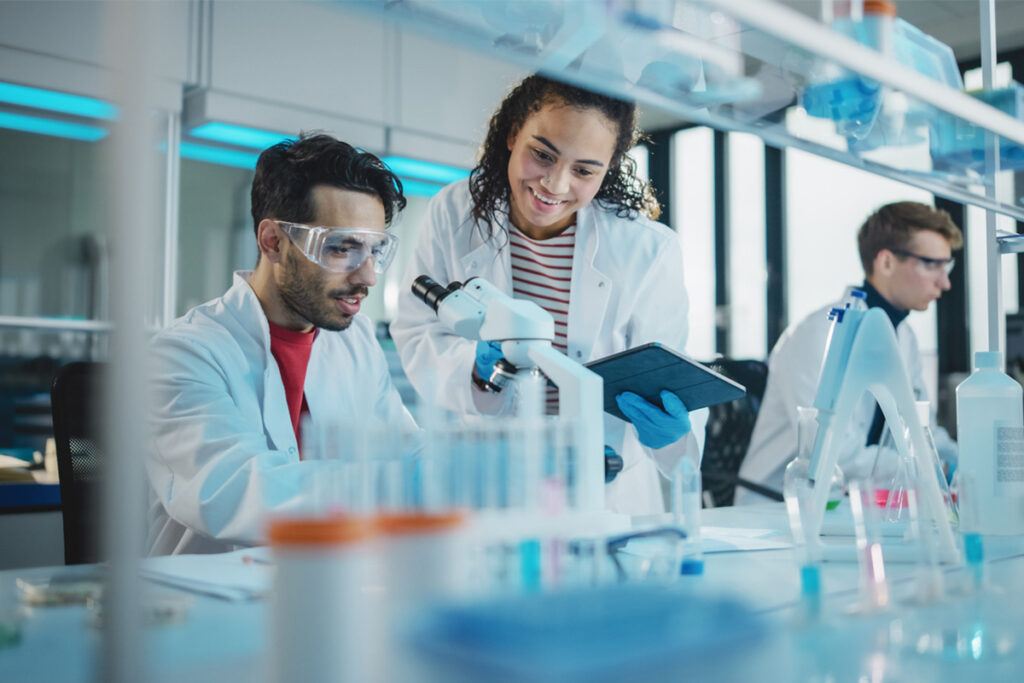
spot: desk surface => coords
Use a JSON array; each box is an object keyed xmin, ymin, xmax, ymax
[{"xmin": 2, "ymin": 504, "xmax": 1024, "ymax": 683}]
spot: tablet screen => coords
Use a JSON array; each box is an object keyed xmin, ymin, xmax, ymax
[{"xmin": 585, "ymin": 343, "xmax": 746, "ymax": 421}]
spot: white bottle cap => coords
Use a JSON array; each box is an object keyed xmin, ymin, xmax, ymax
[{"xmin": 914, "ymin": 400, "xmax": 930, "ymax": 424}]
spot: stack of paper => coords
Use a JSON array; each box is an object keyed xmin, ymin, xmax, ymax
[{"xmin": 140, "ymin": 546, "xmax": 273, "ymax": 601}]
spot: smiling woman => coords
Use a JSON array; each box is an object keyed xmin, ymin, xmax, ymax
[
  {"xmin": 505, "ymin": 102, "xmax": 616, "ymax": 240},
  {"xmin": 390, "ymin": 74, "xmax": 706, "ymax": 518}
]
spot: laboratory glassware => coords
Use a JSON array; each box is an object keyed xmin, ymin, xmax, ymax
[
  {"xmin": 268, "ymin": 516, "xmax": 375, "ymax": 683},
  {"xmin": 671, "ymin": 453, "xmax": 704, "ymax": 576},
  {"xmin": 956, "ymin": 350, "xmax": 1024, "ymax": 535},
  {"xmin": 374, "ymin": 511, "xmax": 469, "ymax": 681},
  {"xmin": 847, "ymin": 479, "xmax": 890, "ymax": 614}
]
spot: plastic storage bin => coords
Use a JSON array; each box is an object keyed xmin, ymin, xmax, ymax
[
  {"xmin": 802, "ymin": 1, "xmax": 962, "ymax": 150},
  {"xmin": 930, "ymin": 82, "xmax": 1024, "ymax": 171}
]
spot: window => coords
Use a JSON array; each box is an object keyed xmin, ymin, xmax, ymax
[
  {"xmin": 785, "ymin": 147, "xmax": 938, "ymax": 398},
  {"xmin": 672, "ymin": 127, "xmax": 716, "ymax": 360},
  {"xmin": 727, "ymin": 132, "xmax": 767, "ymax": 359}
]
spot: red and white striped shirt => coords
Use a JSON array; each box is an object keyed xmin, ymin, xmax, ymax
[{"xmin": 509, "ymin": 225, "xmax": 576, "ymax": 412}]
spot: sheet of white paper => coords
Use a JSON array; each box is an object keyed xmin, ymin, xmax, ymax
[
  {"xmin": 700, "ymin": 526, "xmax": 792, "ymax": 553},
  {"xmin": 621, "ymin": 526, "xmax": 791, "ymax": 560},
  {"xmin": 140, "ymin": 546, "xmax": 272, "ymax": 601}
]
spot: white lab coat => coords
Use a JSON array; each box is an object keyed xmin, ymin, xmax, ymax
[
  {"xmin": 148, "ymin": 271, "xmax": 416, "ymax": 555},
  {"xmin": 390, "ymin": 180, "xmax": 705, "ymax": 515},
  {"xmin": 738, "ymin": 287, "xmax": 954, "ymax": 504}
]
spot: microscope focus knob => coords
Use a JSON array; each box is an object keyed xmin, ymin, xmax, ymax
[{"xmin": 604, "ymin": 446, "xmax": 623, "ymax": 483}]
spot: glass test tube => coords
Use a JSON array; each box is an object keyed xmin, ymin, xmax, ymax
[
  {"xmin": 848, "ymin": 479, "xmax": 890, "ymax": 613},
  {"xmin": 671, "ymin": 454, "xmax": 704, "ymax": 576}
]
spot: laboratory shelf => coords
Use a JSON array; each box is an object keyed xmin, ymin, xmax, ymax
[
  {"xmin": 0, "ymin": 316, "xmax": 112, "ymax": 333},
  {"xmin": 349, "ymin": 0, "xmax": 1024, "ymax": 221}
]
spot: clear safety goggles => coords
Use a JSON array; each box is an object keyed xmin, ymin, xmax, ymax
[
  {"xmin": 891, "ymin": 248, "xmax": 956, "ymax": 276},
  {"xmin": 277, "ymin": 221, "xmax": 399, "ymax": 274}
]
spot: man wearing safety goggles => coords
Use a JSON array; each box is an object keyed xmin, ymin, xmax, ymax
[
  {"xmin": 148, "ymin": 134, "xmax": 415, "ymax": 555},
  {"xmin": 740, "ymin": 201, "xmax": 964, "ymax": 505}
]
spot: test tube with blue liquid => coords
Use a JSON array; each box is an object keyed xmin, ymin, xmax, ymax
[
  {"xmin": 783, "ymin": 463, "xmax": 821, "ymax": 622},
  {"xmin": 671, "ymin": 454, "xmax": 703, "ymax": 576},
  {"xmin": 959, "ymin": 471, "xmax": 985, "ymax": 593}
]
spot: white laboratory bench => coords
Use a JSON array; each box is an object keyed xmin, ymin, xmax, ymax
[{"xmin": 2, "ymin": 504, "xmax": 1024, "ymax": 683}]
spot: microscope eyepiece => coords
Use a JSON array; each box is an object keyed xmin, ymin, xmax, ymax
[{"xmin": 412, "ymin": 275, "xmax": 461, "ymax": 312}]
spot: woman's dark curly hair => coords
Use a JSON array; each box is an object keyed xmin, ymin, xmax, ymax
[{"xmin": 469, "ymin": 75, "xmax": 659, "ymax": 242}]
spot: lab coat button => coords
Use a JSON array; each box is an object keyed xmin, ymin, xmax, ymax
[
  {"xmin": 470, "ymin": 261, "xmax": 477, "ymax": 269},
  {"xmin": 576, "ymin": 350, "xmax": 582, "ymax": 358},
  {"xmin": 288, "ymin": 447, "xmax": 297, "ymax": 455},
  {"xmin": 598, "ymin": 281, "xmax": 605, "ymax": 288}
]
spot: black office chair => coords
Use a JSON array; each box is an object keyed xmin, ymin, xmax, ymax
[
  {"xmin": 50, "ymin": 361, "xmax": 105, "ymax": 564},
  {"xmin": 700, "ymin": 359, "xmax": 782, "ymax": 506}
]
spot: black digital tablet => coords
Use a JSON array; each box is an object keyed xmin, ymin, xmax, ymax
[{"xmin": 585, "ymin": 342, "xmax": 746, "ymax": 421}]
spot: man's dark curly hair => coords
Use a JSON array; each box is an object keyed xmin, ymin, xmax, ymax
[
  {"xmin": 250, "ymin": 132, "xmax": 406, "ymax": 236},
  {"xmin": 469, "ymin": 75, "xmax": 659, "ymax": 242}
]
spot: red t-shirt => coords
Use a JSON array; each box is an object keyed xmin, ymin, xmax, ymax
[{"xmin": 267, "ymin": 321, "xmax": 317, "ymax": 455}]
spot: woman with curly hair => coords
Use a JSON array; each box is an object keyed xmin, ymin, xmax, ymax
[{"xmin": 391, "ymin": 75, "xmax": 701, "ymax": 515}]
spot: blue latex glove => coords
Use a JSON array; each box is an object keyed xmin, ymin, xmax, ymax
[
  {"xmin": 475, "ymin": 341, "xmax": 504, "ymax": 380},
  {"xmin": 615, "ymin": 390, "xmax": 692, "ymax": 450}
]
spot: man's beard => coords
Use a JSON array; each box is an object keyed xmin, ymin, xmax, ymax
[{"xmin": 278, "ymin": 257, "xmax": 366, "ymax": 332}]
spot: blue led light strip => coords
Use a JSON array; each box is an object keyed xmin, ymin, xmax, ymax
[
  {"xmin": 382, "ymin": 156, "xmax": 469, "ymax": 185},
  {"xmin": 0, "ymin": 81, "xmax": 117, "ymax": 119},
  {"xmin": 179, "ymin": 142, "xmax": 259, "ymax": 169},
  {"xmin": 401, "ymin": 179, "xmax": 446, "ymax": 197},
  {"xmin": 0, "ymin": 111, "xmax": 107, "ymax": 141},
  {"xmin": 189, "ymin": 122, "xmax": 295, "ymax": 150},
  {"xmin": 183, "ymin": 121, "xmax": 459, "ymax": 194}
]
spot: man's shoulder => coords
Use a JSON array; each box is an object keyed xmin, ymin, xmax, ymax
[
  {"xmin": 770, "ymin": 302, "xmax": 835, "ymax": 360},
  {"xmin": 152, "ymin": 291, "xmax": 258, "ymax": 368}
]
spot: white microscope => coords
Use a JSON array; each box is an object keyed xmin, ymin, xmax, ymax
[
  {"xmin": 801, "ymin": 297, "xmax": 960, "ymax": 564},
  {"xmin": 411, "ymin": 275, "xmax": 608, "ymax": 513}
]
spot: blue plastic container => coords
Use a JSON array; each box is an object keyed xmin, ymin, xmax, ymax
[
  {"xmin": 802, "ymin": 6, "xmax": 962, "ymax": 149},
  {"xmin": 930, "ymin": 82, "xmax": 1024, "ymax": 172}
]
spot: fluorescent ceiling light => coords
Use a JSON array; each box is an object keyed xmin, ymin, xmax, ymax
[
  {"xmin": 401, "ymin": 179, "xmax": 445, "ymax": 197},
  {"xmin": 0, "ymin": 111, "xmax": 107, "ymax": 141},
  {"xmin": 383, "ymin": 156, "xmax": 469, "ymax": 185},
  {"xmin": 0, "ymin": 81, "xmax": 117, "ymax": 119},
  {"xmin": 179, "ymin": 142, "xmax": 259, "ymax": 169},
  {"xmin": 189, "ymin": 122, "xmax": 294, "ymax": 149}
]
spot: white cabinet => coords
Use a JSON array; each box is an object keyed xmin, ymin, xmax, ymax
[
  {"xmin": 0, "ymin": 0, "xmax": 189, "ymax": 102},
  {"xmin": 208, "ymin": 1, "xmax": 388, "ymax": 127},
  {"xmin": 395, "ymin": 31, "xmax": 525, "ymax": 153}
]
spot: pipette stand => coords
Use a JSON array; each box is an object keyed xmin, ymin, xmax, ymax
[{"xmin": 804, "ymin": 308, "xmax": 960, "ymax": 564}]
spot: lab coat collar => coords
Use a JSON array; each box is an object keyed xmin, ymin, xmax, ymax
[
  {"xmin": 223, "ymin": 271, "xmax": 272, "ymax": 349},
  {"xmin": 224, "ymin": 270, "xmax": 298, "ymax": 455},
  {"xmin": 568, "ymin": 204, "xmax": 611, "ymax": 363},
  {"xmin": 458, "ymin": 214, "xmax": 513, "ymax": 290}
]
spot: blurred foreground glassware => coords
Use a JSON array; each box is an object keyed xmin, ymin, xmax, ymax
[
  {"xmin": 671, "ymin": 453, "xmax": 704, "ymax": 576},
  {"xmin": 847, "ymin": 479, "xmax": 890, "ymax": 615},
  {"xmin": 268, "ymin": 516, "xmax": 375, "ymax": 683}
]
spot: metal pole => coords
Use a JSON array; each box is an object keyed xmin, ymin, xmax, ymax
[
  {"xmin": 980, "ymin": 0, "xmax": 1003, "ymax": 358},
  {"xmin": 163, "ymin": 111, "xmax": 182, "ymax": 327},
  {"xmin": 100, "ymin": 1, "xmax": 160, "ymax": 681}
]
